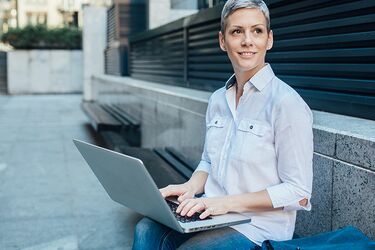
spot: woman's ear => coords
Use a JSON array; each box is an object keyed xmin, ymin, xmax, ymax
[
  {"xmin": 266, "ymin": 30, "xmax": 274, "ymax": 50},
  {"xmin": 219, "ymin": 31, "xmax": 226, "ymax": 52}
]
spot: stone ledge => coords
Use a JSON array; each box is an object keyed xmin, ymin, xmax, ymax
[
  {"xmin": 332, "ymin": 160, "xmax": 374, "ymax": 238},
  {"xmin": 7, "ymin": 50, "xmax": 83, "ymax": 94},
  {"xmin": 92, "ymin": 74, "xmax": 375, "ymax": 172},
  {"xmin": 92, "ymin": 75, "xmax": 212, "ymax": 114},
  {"xmin": 312, "ymin": 112, "xmax": 375, "ymax": 171},
  {"xmin": 92, "ymin": 74, "xmax": 374, "ymax": 239}
]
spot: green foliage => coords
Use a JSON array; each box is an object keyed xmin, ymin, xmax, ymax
[{"xmin": 1, "ymin": 25, "xmax": 82, "ymax": 50}]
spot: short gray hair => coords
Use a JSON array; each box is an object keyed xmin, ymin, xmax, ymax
[{"xmin": 221, "ymin": 0, "xmax": 270, "ymax": 34}]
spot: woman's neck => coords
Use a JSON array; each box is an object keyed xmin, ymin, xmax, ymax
[
  {"xmin": 234, "ymin": 63, "xmax": 266, "ymax": 108},
  {"xmin": 234, "ymin": 63, "xmax": 266, "ymax": 90}
]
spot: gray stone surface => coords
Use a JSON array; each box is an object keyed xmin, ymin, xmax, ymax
[
  {"xmin": 178, "ymin": 107, "xmax": 206, "ymax": 165},
  {"xmin": 313, "ymin": 126, "xmax": 336, "ymax": 157},
  {"xmin": 155, "ymin": 101, "xmax": 183, "ymax": 147},
  {"xmin": 295, "ymin": 153, "xmax": 333, "ymax": 236},
  {"xmin": 0, "ymin": 95, "xmax": 139, "ymax": 249},
  {"xmin": 92, "ymin": 74, "xmax": 375, "ymax": 241},
  {"xmin": 141, "ymin": 97, "xmax": 158, "ymax": 147},
  {"xmin": 7, "ymin": 50, "xmax": 83, "ymax": 94},
  {"xmin": 95, "ymin": 77, "xmax": 208, "ymax": 166},
  {"xmin": 336, "ymin": 134, "xmax": 375, "ymax": 171},
  {"xmin": 313, "ymin": 110, "xmax": 375, "ymax": 141},
  {"xmin": 93, "ymin": 75, "xmax": 211, "ymax": 115},
  {"xmin": 332, "ymin": 161, "xmax": 375, "ymax": 239},
  {"xmin": 83, "ymin": 6, "xmax": 106, "ymax": 101}
]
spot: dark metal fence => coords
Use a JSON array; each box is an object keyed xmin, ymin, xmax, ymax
[
  {"xmin": 129, "ymin": 0, "xmax": 375, "ymax": 120},
  {"xmin": 105, "ymin": 1, "xmax": 146, "ymax": 76},
  {"xmin": 0, "ymin": 52, "xmax": 7, "ymax": 94}
]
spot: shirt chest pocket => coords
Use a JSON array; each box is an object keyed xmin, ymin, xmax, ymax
[
  {"xmin": 238, "ymin": 119, "xmax": 268, "ymax": 136},
  {"xmin": 206, "ymin": 116, "xmax": 227, "ymax": 156},
  {"xmin": 235, "ymin": 119, "xmax": 274, "ymax": 162}
]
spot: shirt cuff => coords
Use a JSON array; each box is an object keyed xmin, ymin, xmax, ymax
[
  {"xmin": 266, "ymin": 184, "xmax": 311, "ymax": 211},
  {"xmin": 283, "ymin": 200, "xmax": 311, "ymax": 211},
  {"xmin": 195, "ymin": 159, "xmax": 210, "ymax": 173}
]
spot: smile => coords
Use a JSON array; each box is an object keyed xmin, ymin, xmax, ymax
[{"xmin": 238, "ymin": 52, "xmax": 256, "ymax": 57}]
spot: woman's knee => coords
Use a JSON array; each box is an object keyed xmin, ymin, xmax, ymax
[{"xmin": 134, "ymin": 217, "xmax": 158, "ymax": 238}]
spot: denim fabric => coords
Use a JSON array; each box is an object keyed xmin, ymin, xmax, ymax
[
  {"xmin": 261, "ymin": 226, "xmax": 375, "ymax": 250},
  {"xmin": 132, "ymin": 217, "xmax": 258, "ymax": 250}
]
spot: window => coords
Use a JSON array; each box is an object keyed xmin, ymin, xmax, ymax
[
  {"xmin": 26, "ymin": 12, "xmax": 47, "ymax": 25},
  {"xmin": 171, "ymin": 0, "xmax": 198, "ymax": 9},
  {"xmin": 26, "ymin": 0, "xmax": 47, "ymax": 5},
  {"xmin": 198, "ymin": 0, "xmax": 227, "ymax": 9}
]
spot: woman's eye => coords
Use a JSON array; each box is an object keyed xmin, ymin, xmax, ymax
[
  {"xmin": 232, "ymin": 29, "xmax": 242, "ymax": 34},
  {"xmin": 254, "ymin": 28, "xmax": 263, "ymax": 34}
]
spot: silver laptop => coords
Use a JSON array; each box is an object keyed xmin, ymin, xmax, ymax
[{"xmin": 73, "ymin": 139, "xmax": 251, "ymax": 233}]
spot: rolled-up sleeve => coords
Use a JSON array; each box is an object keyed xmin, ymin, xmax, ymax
[{"xmin": 266, "ymin": 94, "xmax": 314, "ymax": 211}]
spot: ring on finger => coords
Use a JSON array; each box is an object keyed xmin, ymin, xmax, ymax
[{"xmin": 201, "ymin": 202, "xmax": 206, "ymax": 209}]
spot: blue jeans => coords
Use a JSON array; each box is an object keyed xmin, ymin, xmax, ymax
[{"xmin": 132, "ymin": 217, "xmax": 258, "ymax": 250}]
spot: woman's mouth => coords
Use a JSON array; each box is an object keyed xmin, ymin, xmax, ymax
[{"xmin": 238, "ymin": 52, "xmax": 256, "ymax": 57}]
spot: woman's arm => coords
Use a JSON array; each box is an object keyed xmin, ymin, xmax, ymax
[
  {"xmin": 176, "ymin": 189, "xmax": 278, "ymax": 219},
  {"xmin": 226, "ymin": 190, "xmax": 276, "ymax": 213},
  {"xmin": 186, "ymin": 171, "xmax": 209, "ymax": 195}
]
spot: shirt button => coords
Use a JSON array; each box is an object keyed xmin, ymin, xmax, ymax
[{"xmin": 249, "ymin": 125, "xmax": 253, "ymax": 129}]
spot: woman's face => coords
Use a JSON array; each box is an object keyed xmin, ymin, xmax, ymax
[{"xmin": 219, "ymin": 8, "xmax": 273, "ymax": 76}]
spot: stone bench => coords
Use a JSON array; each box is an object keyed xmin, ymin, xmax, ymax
[
  {"xmin": 154, "ymin": 147, "xmax": 195, "ymax": 181},
  {"xmin": 90, "ymin": 74, "xmax": 375, "ymax": 241},
  {"xmin": 82, "ymin": 102, "xmax": 122, "ymax": 132},
  {"xmin": 82, "ymin": 102, "xmax": 141, "ymax": 147},
  {"xmin": 101, "ymin": 103, "xmax": 141, "ymax": 147},
  {"xmin": 82, "ymin": 102, "xmax": 195, "ymax": 186},
  {"xmin": 109, "ymin": 142, "xmax": 195, "ymax": 187}
]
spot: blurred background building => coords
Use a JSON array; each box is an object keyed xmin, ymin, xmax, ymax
[
  {"xmin": 0, "ymin": 0, "xmax": 227, "ymax": 36},
  {"xmin": 0, "ymin": 0, "xmax": 112, "ymax": 35},
  {"xmin": 148, "ymin": 0, "xmax": 226, "ymax": 29}
]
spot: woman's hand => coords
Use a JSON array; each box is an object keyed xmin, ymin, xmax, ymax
[
  {"xmin": 159, "ymin": 182, "xmax": 196, "ymax": 203},
  {"xmin": 176, "ymin": 197, "xmax": 229, "ymax": 219},
  {"xmin": 160, "ymin": 171, "xmax": 209, "ymax": 203}
]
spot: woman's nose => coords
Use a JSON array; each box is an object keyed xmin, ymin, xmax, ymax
[{"xmin": 241, "ymin": 31, "xmax": 253, "ymax": 46}]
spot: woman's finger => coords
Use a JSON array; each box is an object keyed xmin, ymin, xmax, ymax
[
  {"xmin": 176, "ymin": 198, "xmax": 189, "ymax": 214},
  {"xmin": 159, "ymin": 186, "xmax": 174, "ymax": 198},
  {"xmin": 180, "ymin": 199, "xmax": 198, "ymax": 216},
  {"xmin": 177, "ymin": 191, "xmax": 193, "ymax": 202},
  {"xmin": 199, "ymin": 207, "xmax": 214, "ymax": 219},
  {"xmin": 159, "ymin": 185, "xmax": 183, "ymax": 198},
  {"xmin": 186, "ymin": 202, "xmax": 205, "ymax": 217}
]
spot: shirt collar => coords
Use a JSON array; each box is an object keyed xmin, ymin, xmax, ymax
[
  {"xmin": 225, "ymin": 73, "xmax": 236, "ymax": 90},
  {"xmin": 225, "ymin": 64, "xmax": 275, "ymax": 92},
  {"xmin": 250, "ymin": 64, "xmax": 275, "ymax": 91}
]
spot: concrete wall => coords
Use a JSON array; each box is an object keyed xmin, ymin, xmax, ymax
[
  {"xmin": 91, "ymin": 74, "xmax": 375, "ymax": 239},
  {"xmin": 82, "ymin": 6, "xmax": 106, "ymax": 101},
  {"xmin": 7, "ymin": 50, "xmax": 83, "ymax": 94}
]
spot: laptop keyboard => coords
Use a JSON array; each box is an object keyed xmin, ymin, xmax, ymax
[{"xmin": 166, "ymin": 200, "xmax": 212, "ymax": 223}]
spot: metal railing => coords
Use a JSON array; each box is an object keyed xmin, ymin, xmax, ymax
[
  {"xmin": 105, "ymin": 1, "xmax": 146, "ymax": 76},
  {"xmin": 128, "ymin": 0, "xmax": 375, "ymax": 120}
]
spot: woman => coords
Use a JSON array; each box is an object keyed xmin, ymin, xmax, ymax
[{"xmin": 133, "ymin": 0, "xmax": 313, "ymax": 249}]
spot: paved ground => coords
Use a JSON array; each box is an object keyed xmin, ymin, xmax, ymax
[{"xmin": 0, "ymin": 95, "xmax": 141, "ymax": 250}]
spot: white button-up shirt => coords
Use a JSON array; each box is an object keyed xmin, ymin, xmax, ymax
[{"xmin": 195, "ymin": 64, "xmax": 313, "ymax": 245}]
